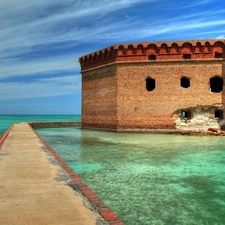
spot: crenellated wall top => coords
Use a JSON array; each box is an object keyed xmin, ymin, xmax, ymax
[{"xmin": 79, "ymin": 39, "xmax": 225, "ymax": 71}]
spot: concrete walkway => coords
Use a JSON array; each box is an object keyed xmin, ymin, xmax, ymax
[{"xmin": 0, "ymin": 123, "xmax": 105, "ymax": 225}]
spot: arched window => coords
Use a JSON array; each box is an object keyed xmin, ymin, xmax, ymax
[
  {"xmin": 181, "ymin": 110, "xmax": 192, "ymax": 119},
  {"xmin": 118, "ymin": 45, "xmax": 125, "ymax": 56},
  {"xmin": 195, "ymin": 42, "xmax": 202, "ymax": 53},
  {"xmin": 181, "ymin": 76, "xmax": 190, "ymax": 89},
  {"xmin": 210, "ymin": 76, "xmax": 223, "ymax": 93},
  {"xmin": 171, "ymin": 43, "xmax": 178, "ymax": 54},
  {"xmin": 127, "ymin": 45, "xmax": 134, "ymax": 55},
  {"xmin": 204, "ymin": 42, "xmax": 210, "ymax": 52},
  {"xmin": 215, "ymin": 110, "xmax": 223, "ymax": 119},
  {"xmin": 137, "ymin": 44, "xmax": 144, "ymax": 54},
  {"xmin": 146, "ymin": 77, "xmax": 155, "ymax": 91},
  {"xmin": 160, "ymin": 43, "xmax": 168, "ymax": 54},
  {"xmin": 182, "ymin": 43, "xmax": 193, "ymax": 59},
  {"xmin": 213, "ymin": 41, "xmax": 224, "ymax": 58}
]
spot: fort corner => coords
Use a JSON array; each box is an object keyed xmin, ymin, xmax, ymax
[{"xmin": 79, "ymin": 40, "xmax": 225, "ymax": 132}]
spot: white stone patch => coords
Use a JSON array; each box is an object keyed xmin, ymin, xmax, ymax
[{"xmin": 175, "ymin": 107, "xmax": 224, "ymax": 132}]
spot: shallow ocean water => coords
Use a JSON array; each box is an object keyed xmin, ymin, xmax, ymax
[
  {"xmin": 0, "ymin": 115, "xmax": 81, "ymax": 135},
  {"xmin": 36, "ymin": 127, "xmax": 225, "ymax": 225}
]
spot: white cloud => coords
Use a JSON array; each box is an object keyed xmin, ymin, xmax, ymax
[
  {"xmin": 0, "ymin": 0, "xmax": 153, "ymax": 57},
  {"xmin": 0, "ymin": 54, "xmax": 80, "ymax": 79},
  {"xmin": 0, "ymin": 0, "xmax": 223, "ymax": 61},
  {"xmin": 0, "ymin": 0, "xmax": 156, "ymax": 79},
  {"xmin": 137, "ymin": 19, "xmax": 225, "ymax": 39},
  {"xmin": 0, "ymin": 75, "xmax": 81, "ymax": 100},
  {"xmin": 0, "ymin": 0, "xmax": 225, "ymax": 103}
]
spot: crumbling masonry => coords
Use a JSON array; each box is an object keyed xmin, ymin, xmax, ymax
[{"xmin": 79, "ymin": 40, "xmax": 225, "ymax": 132}]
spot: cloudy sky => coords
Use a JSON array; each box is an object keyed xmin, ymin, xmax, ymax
[{"xmin": 0, "ymin": 0, "xmax": 225, "ymax": 115}]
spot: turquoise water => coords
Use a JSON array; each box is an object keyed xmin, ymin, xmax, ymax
[
  {"xmin": 0, "ymin": 115, "xmax": 81, "ymax": 136},
  {"xmin": 36, "ymin": 127, "xmax": 225, "ymax": 225}
]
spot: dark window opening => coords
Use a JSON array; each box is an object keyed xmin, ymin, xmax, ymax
[
  {"xmin": 215, "ymin": 110, "xmax": 223, "ymax": 119},
  {"xmin": 182, "ymin": 110, "xmax": 192, "ymax": 119},
  {"xmin": 215, "ymin": 52, "xmax": 223, "ymax": 58},
  {"xmin": 183, "ymin": 54, "xmax": 191, "ymax": 59},
  {"xmin": 181, "ymin": 77, "xmax": 190, "ymax": 89},
  {"xmin": 148, "ymin": 55, "xmax": 156, "ymax": 60},
  {"xmin": 146, "ymin": 77, "xmax": 155, "ymax": 91},
  {"xmin": 210, "ymin": 76, "xmax": 223, "ymax": 93}
]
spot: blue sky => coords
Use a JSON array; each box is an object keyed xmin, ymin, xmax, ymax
[{"xmin": 0, "ymin": 0, "xmax": 225, "ymax": 115}]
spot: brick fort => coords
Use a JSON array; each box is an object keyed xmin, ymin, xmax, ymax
[{"xmin": 79, "ymin": 40, "xmax": 225, "ymax": 132}]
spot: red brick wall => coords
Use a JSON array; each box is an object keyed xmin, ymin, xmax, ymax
[
  {"xmin": 80, "ymin": 40, "xmax": 225, "ymax": 131},
  {"xmin": 116, "ymin": 61, "xmax": 223, "ymax": 130},
  {"xmin": 82, "ymin": 65, "xmax": 118, "ymax": 130}
]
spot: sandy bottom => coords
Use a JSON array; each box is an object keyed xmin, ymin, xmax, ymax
[{"xmin": 37, "ymin": 127, "xmax": 225, "ymax": 225}]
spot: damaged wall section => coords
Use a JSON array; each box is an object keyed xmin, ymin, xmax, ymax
[{"xmin": 174, "ymin": 106, "xmax": 225, "ymax": 132}]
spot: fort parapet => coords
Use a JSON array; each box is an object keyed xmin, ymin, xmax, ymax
[
  {"xmin": 79, "ymin": 40, "xmax": 225, "ymax": 70},
  {"xmin": 79, "ymin": 40, "xmax": 225, "ymax": 132}
]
